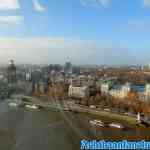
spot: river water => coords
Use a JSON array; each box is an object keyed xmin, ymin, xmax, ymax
[{"xmin": 0, "ymin": 101, "xmax": 150, "ymax": 150}]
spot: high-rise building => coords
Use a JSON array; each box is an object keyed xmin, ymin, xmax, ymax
[
  {"xmin": 7, "ymin": 60, "xmax": 17, "ymax": 83},
  {"xmin": 64, "ymin": 60, "xmax": 72, "ymax": 74}
]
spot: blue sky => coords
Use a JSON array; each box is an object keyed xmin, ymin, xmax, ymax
[{"xmin": 0, "ymin": 0, "xmax": 150, "ymax": 65}]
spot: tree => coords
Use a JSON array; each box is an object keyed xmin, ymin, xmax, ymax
[{"xmin": 126, "ymin": 92, "xmax": 139, "ymax": 105}]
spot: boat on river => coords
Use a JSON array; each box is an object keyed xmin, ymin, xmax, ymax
[
  {"xmin": 8, "ymin": 100, "xmax": 24, "ymax": 107},
  {"xmin": 89, "ymin": 120, "xmax": 105, "ymax": 127},
  {"xmin": 109, "ymin": 122, "xmax": 124, "ymax": 129},
  {"xmin": 25, "ymin": 104, "xmax": 39, "ymax": 109},
  {"xmin": 9, "ymin": 102, "xmax": 19, "ymax": 107}
]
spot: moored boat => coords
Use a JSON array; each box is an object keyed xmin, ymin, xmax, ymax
[
  {"xmin": 8, "ymin": 100, "xmax": 24, "ymax": 107},
  {"xmin": 25, "ymin": 104, "xmax": 39, "ymax": 109},
  {"xmin": 8, "ymin": 102, "xmax": 18, "ymax": 107},
  {"xmin": 109, "ymin": 122, "xmax": 124, "ymax": 129},
  {"xmin": 89, "ymin": 120, "xmax": 105, "ymax": 127}
]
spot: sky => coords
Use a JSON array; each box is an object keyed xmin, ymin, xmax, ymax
[{"xmin": 0, "ymin": 0, "xmax": 150, "ymax": 65}]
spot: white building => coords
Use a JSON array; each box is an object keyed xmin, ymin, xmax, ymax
[
  {"xmin": 101, "ymin": 81, "xmax": 150, "ymax": 101},
  {"xmin": 143, "ymin": 84, "xmax": 150, "ymax": 100},
  {"xmin": 25, "ymin": 72, "xmax": 31, "ymax": 81},
  {"xmin": 101, "ymin": 82, "xmax": 131, "ymax": 99},
  {"xmin": 109, "ymin": 83, "xmax": 131, "ymax": 99},
  {"xmin": 145, "ymin": 84, "xmax": 150, "ymax": 95},
  {"xmin": 101, "ymin": 82, "xmax": 112, "ymax": 94},
  {"xmin": 101, "ymin": 81, "xmax": 113, "ymax": 94},
  {"xmin": 68, "ymin": 85, "xmax": 89, "ymax": 98}
]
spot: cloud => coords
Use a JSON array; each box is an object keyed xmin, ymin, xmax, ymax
[
  {"xmin": 0, "ymin": 37, "xmax": 134, "ymax": 65},
  {"xmin": 80, "ymin": 0, "xmax": 111, "ymax": 8},
  {"xmin": 0, "ymin": 38, "xmax": 96, "ymax": 64},
  {"xmin": 144, "ymin": 0, "xmax": 150, "ymax": 7},
  {"xmin": 32, "ymin": 0, "xmax": 45, "ymax": 12},
  {"xmin": 98, "ymin": 0, "xmax": 111, "ymax": 7},
  {"xmin": 118, "ymin": 20, "xmax": 150, "ymax": 33},
  {"xmin": 0, "ymin": 0, "xmax": 20, "ymax": 10},
  {"xmin": 95, "ymin": 46, "xmax": 133, "ymax": 65},
  {"xmin": 0, "ymin": 16, "xmax": 23, "ymax": 24}
]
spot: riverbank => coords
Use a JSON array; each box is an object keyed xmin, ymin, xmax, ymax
[
  {"xmin": 58, "ymin": 102, "xmax": 138, "ymax": 127},
  {"xmin": 8, "ymin": 96, "xmax": 141, "ymax": 127}
]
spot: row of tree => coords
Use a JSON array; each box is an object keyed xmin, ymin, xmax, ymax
[
  {"xmin": 77, "ymin": 91, "xmax": 150, "ymax": 116},
  {"xmin": 97, "ymin": 68, "xmax": 150, "ymax": 84}
]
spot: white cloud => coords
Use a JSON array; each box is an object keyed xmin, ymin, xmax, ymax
[
  {"xmin": 98, "ymin": 0, "xmax": 111, "ymax": 7},
  {"xmin": 0, "ymin": 16, "xmax": 23, "ymax": 24},
  {"xmin": 0, "ymin": 37, "xmax": 137, "ymax": 65},
  {"xmin": 144, "ymin": 0, "xmax": 150, "ymax": 7},
  {"xmin": 80, "ymin": 0, "xmax": 111, "ymax": 8},
  {"xmin": 32, "ymin": 0, "xmax": 45, "ymax": 12},
  {"xmin": 0, "ymin": 38, "xmax": 96, "ymax": 64},
  {"xmin": 0, "ymin": 0, "xmax": 20, "ymax": 10},
  {"xmin": 0, "ymin": 37, "xmax": 134, "ymax": 65}
]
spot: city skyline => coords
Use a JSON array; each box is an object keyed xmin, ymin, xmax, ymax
[{"xmin": 0, "ymin": 0, "xmax": 150, "ymax": 65}]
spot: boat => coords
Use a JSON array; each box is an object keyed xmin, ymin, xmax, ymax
[
  {"xmin": 8, "ymin": 102, "xmax": 18, "ymax": 107},
  {"xmin": 89, "ymin": 120, "xmax": 105, "ymax": 127},
  {"xmin": 8, "ymin": 100, "xmax": 24, "ymax": 107},
  {"xmin": 25, "ymin": 104, "xmax": 39, "ymax": 109},
  {"xmin": 109, "ymin": 122, "xmax": 124, "ymax": 129}
]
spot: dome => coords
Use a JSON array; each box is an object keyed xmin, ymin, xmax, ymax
[
  {"xmin": 8, "ymin": 60, "xmax": 14, "ymax": 65},
  {"xmin": 8, "ymin": 60, "xmax": 16, "ymax": 71}
]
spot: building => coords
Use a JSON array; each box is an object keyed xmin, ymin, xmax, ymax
[
  {"xmin": 68, "ymin": 85, "xmax": 89, "ymax": 98},
  {"xmin": 7, "ymin": 60, "xmax": 17, "ymax": 83},
  {"xmin": 145, "ymin": 84, "xmax": 150, "ymax": 95},
  {"xmin": 64, "ymin": 61, "xmax": 72, "ymax": 74},
  {"xmin": 31, "ymin": 69, "xmax": 42, "ymax": 93},
  {"xmin": 143, "ymin": 84, "xmax": 150, "ymax": 101},
  {"xmin": 25, "ymin": 72, "xmax": 31, "ymax": 81},
  {"xmin": 109, "ymin": 83, "xmax": 131, "ymax": 99},
  {"xmin": 100, "ymin": 81, "xmax": 150, "ymax": 100},
  {"xmin": 101, "ymin": 82, "xmax": 131, "ymax": 99},
  {"xmin": 101, "ymin": 81, "xmax": 113, "ymax": 94}
]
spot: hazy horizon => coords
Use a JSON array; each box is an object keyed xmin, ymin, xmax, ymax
[{"xmin": 0, "ymin": 0, "xmax": 150, "ymax": 65}]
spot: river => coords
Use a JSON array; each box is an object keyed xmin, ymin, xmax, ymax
[{"xmin": 0, "ymin": 101, "xmax": 150, "ymax": 150}]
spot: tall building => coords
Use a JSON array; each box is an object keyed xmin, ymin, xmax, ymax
[
  {"xmin": 7, "ymin": 60, "xmax": 17, "ymax": 83},
  {"xmin": 31, "ymin": 69, "xmax": 42, "ymax": 93},
  {"xmin": 64, "ymin": 60, "xmax": 72, "ymax": 74}
]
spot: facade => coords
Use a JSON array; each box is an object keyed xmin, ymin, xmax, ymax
[
  {"xmin": 101, "ymin": 82, "xmax": 113, "ymax": 94},
  {"xmin": 100, "ymin": 82, "xmax": 150, "ymax": 101},
  {"xmin": 109, "ymin": 83, "xmax": 131, "ymax": 99},
  {"xmin": 31, "ymin": 70, "xmax": 42, "ymax": 83},
  {"xmin": 101, "ymin": 82, "xmax": 131, "ymax": 99},
  {"xmin": 25, "ymin": 72, "xmax": 31, "ymax": 81},
  {"xmin": 143, "ymin": 84, "xmax": 150, "ymax": 101},
  {"xmin": 68, "ymin": 85, "xmax": 89, "ymax": 98},
  {"xmin": 145, "ymin": 84, "xmax": 150, "ymax": 96}
]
